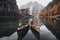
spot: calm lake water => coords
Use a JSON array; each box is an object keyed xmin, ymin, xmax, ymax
[{"xmin": 0, "ymin": 17, "xmax": 60, "ymax": 40}]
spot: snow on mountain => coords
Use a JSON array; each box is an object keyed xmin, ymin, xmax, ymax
[{"xmin": 20, "ymin": 1, "xmax": 45, "ymax": 14}]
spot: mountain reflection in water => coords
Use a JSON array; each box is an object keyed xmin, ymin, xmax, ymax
[
  {"xmin": 40, "ymin": 25, "xmax": 57, "ymax": 40},
  {"xmin": 0, "ymin": 21, "xmax": 19, "ymax": 37},
  {"xmin": 0, "ymin": 25, "xmax": 57, "ymax": 40},
  {"xmin": 40, "ymin": 17, "xmax": 60, "ymax": 40},
  {"xmin": 0, "ymin": 17, "xmax": 60, "ymax": 40}
]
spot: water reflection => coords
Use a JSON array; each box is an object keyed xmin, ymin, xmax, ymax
[
  {"xmin": 40, "ymin": 17, "xmax": 57, "ymax": 28},
  {"xmin": 40, "ymin": 17, "xmax": 60, "ymax": 40},
  {"xmin": 40, "ymin": 25, "xmax": 57, "ymax": 40},
  {"xmin": 0, "ymin": 16, "xmax": 40, "ymax": 40},
  {"xmin": 0, "ymin": 21, "xmax": 19, "ymax": 37},
  {"xmin": 1, "ymin": 16, "xmax": 60, "ymax": 40},
  {"xmin": 17, "ymin": 17, "xmax": 40, "ymax": 40},
  {"xmin": 0, "ymin": 32, "xmax": 18, "ymax": 40}
]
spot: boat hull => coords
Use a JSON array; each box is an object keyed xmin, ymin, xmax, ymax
[
  {"xmin": 17, "ymin": 25, "xmax": 29, "ymax": 40},
  {"xmin": 31, "ymin": 27, "xmax": 40, "ymax": 40}
]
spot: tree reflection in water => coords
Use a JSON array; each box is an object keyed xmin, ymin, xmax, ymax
[{"xmin": 40, "ymin": 17, "xmax": 60, "ymax": 40}]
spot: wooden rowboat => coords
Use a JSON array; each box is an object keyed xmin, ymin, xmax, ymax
[
  {"xmin": 17, "ymin": 22, "xmax": 29, "ymax": 40},
  {"xmin": 31, "ymin": 22, "xmax": 40, "ymax": 40}
]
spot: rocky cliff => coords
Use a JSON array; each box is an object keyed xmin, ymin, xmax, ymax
[
  {"xmin": 38, "ymin": 0, "xmax": 60, "ymax": 17},
  {"xmin": 0, "ymin": 0, "xmax": 24, "ymax": 37},
  {"xmin": 0, "ymin": 0, "xmax": 23, "ymax": 22},
  {"xmin": 39, "ymin": 0, "xmax": 60, "ymax": 40}
]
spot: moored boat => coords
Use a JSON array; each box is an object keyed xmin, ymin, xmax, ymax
[
  {"xmin": 31, "ymin": 22, "xmax": 40, "ymax": 40},
  {"xmin": 17, "ymin": 22, "xmax": 29, "ymax": 40}
]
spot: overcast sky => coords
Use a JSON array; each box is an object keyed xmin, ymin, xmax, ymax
[{"xmin": 16, "ymin": 0, "xmax": 52, "ymax": 9}]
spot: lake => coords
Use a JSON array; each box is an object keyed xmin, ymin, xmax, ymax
[{"xmin": 0, "ymin": 17, "xmax": 59, "ymax": 40}]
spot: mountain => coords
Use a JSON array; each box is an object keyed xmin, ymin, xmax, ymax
[
  {"xmin": 20, "ymin": 2, "xmax": 32, "ymax": 9},
  {"xmin": 31, "ymin": 2, "xmax": 44, "ymax": 14},
  {"xmin": 0, "ymin": 0, "xmax": 23, "ymax": 22},
  {"xmin": 0, "ymin": 0, "xmax": 24, "ymax": 37},
  {"xmin": 39, "ymin": 0, "xmax": 60, "ymax": 17},
  {"xmin": 20, "ymin": 1, "xmax": 44, "ymax": 14}
]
